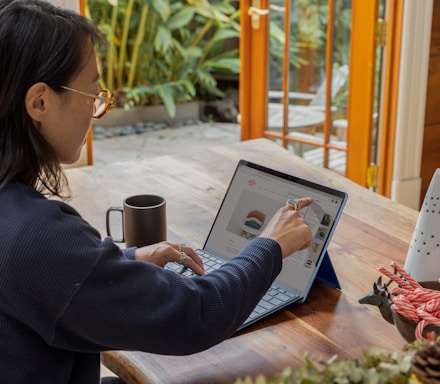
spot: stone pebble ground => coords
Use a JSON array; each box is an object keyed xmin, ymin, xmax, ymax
[{"xmin": 92, "ymin": 118, "xmax": 203, "ymax": 140}]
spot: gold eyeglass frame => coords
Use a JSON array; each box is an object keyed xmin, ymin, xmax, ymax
[{"xmin": 60, "ymin": 85, "xmax": 115, "ymax": 119}]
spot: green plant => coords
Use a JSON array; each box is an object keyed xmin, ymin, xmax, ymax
[
  {"xmin": 86, "ymin": 0, "xmax": 240, "ymax": 117},
  {"xmin": 233, "ymin": 337, "xmax": 440, "ymax": 384}
]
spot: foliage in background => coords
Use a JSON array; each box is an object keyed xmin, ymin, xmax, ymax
[
  {"xmin": 268, "ymin": 0, "xmax": 351, "ymax": 113},
  {"xmin": 86, "ymin": 0, "xmax": 240, "ymax": 117},
  {"xmin": 294, "ymin": 0, "xmax": 351, "ymax": 84},
  {"xmin": 233, "ymin": 338, "xmax": 439, "ymax": 384},
  {"xmin": 267, "ymin": 0, "xmax": 310, "ymax": 92}
]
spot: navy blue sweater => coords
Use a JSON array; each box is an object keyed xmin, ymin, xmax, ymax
[{"xmin": 0, "ymin": 182, "xmax": 282, "ymax": 383}]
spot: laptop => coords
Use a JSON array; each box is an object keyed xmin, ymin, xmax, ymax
[{"xmin": 166, "ymin": 159, "xmax": 348, "ymax": 330}]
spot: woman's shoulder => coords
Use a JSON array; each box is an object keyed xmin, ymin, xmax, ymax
[
  {"xmin": 0, "ymin": 181, "xmax": 97, "ymax": 244},
  {"xmin": 0, "ymin": 181, "xmax": 103, "ymax": 268},
  {"xmin": 1, "ymin": 181, "xmax": 78, "ymax": 215}
]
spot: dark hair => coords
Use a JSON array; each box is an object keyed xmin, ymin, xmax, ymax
[{"xmin": 0, "ymin": 0, "xmax": 105, "ymax": 197}]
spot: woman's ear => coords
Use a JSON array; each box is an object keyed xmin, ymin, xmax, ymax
[{"xmin": 25, "ymin": 82, "xmax": 49, "ymax": 123}]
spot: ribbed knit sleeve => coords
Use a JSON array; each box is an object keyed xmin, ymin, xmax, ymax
[{"xmin": 56, "ymin": 236, "xmax": 282, "ymax": 355}]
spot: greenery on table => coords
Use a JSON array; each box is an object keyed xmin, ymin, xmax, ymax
[
  {"xmin": 86, "ymin": 0, "xmax": 240, "ymax": 117},
  {"xmin": 234, "ymin": 337, "xmax": 440, "ymax": 384}
]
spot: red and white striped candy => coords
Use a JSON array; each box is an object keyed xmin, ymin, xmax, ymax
[{"xmin": 378, "ymin": 262, "xmax": 440, "ymax": 339}]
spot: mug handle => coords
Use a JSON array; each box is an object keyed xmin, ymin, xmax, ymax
[{"xmin": 106, "ymin": 206, "xmax": 124, "ymax": 243}]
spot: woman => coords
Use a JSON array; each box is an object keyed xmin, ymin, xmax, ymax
[{"xmin": 0, "ymin": 1, "xmax": 313, "ymax": 383}]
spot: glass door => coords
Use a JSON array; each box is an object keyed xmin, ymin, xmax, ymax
[
  {"xmin": 265, "ymin": 0, "xmax": 351, "ymax": 175},
  {"xmin": 240, "ymin": 0, "xmax": 402, "ymax": 192}
]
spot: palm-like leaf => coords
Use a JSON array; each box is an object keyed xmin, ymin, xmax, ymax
[{"xmin": 87, "ymin": 0, "xmax": 239, "ymax": 117}]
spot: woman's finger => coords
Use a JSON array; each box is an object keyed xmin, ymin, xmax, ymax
[
  {"xmin": 175, "ymin": 243, "xmax": 205, "ymax": 276},
  {"xmin": 179, "ymin": 254, "xmax": 205, "ymax": 276}
]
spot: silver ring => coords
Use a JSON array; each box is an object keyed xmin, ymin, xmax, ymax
[
  {"xmin": 179, "ymin": 243, "xmax": 185, "ymax": 252},
  {"xmin": 179, "ymin": 251, "xmax": 187, "ymax": 264},
  {"xmin": 286, "ymin": 199, "xmax": 298, "ymax": 211}
]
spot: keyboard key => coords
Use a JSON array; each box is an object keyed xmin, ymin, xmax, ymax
[
  {"xmin": 275, "ymin": 293, "xmax": 290, "ymax": 301},
  {"xmin": 269, "ymin": 298, "xmax": 282, "ymax": 306},
  {"xmin": 259, "ymin": 300, "xmax": 275, "ymax": 310}
]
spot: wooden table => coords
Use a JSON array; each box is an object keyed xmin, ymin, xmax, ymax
[{"xmin": 64, "ymin": 138, "xmax": 419, "ymax": 384}]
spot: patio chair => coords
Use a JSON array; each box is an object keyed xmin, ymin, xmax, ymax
[{"xmin": 267, "ymin": 65, "xmax": 349, "ymax": 132}]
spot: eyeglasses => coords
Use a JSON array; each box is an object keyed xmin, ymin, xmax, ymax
[{"xmin": 60, "ymin": 86, "xmax": 115, "ymax": 119}]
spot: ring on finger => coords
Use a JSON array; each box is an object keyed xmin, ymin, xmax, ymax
[
  {"xmin": 286, "ymin": 198, "xmax": 298, "ymax": 211},
  {"xmin": 179, "ymin": 251, "xmax": 187, "ymax": 264},
  {"xmin": 179, "ymin": 243, "xmax": 185, "ymax": 252}
]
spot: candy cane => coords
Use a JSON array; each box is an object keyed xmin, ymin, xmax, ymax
[
  {"xmin": 390, "ymin": 295, "xmax": 419, "ymax": 322},
  {"xmin": 389, "ymin": 262, "xmax": 421, "ymax": 289},
  {"xmin": 392, "ymin": 287, "xmax": 440, "ymax": 305},
  {"xmin": 419, "ymin": 298, "xmax": 440, "ymax": 313},
  {"xmin": 416, "ymin": 320, "xmax": 428, "ymax": 340},
  {"xmin": 378, "ymin": 266, "xmax": 413, "ymax": 290},
  {"xmin": 417, "ymin": 308, "xmax": 440, "ymax": 324},
  {"xmin": 377, "ymin": 262, "xmax": 440, "ymax": 340},
  {"xmin": 391, "ymin": 304, "xmax": 419, "ymax": 322},
  {"xmin": 415, "ymin": 309, "xmax": 440, "ymax": 338},
  {"xmin": 391, "ymin": 288, "xmax": 421, "ymax": 302}
]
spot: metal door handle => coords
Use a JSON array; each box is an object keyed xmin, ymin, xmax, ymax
[{"xmin": 248, "ymin": 6, "xmax": 269, "ymax": 30}]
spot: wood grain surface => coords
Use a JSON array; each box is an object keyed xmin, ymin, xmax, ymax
[{"xmin": 65, "ymin": 138, "xmax": 419, "ymax": 384}]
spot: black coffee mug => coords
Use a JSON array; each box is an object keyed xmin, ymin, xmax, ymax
[{"xmin": 106, "ymin": 194, "xmax": 167, "ymax": 247}]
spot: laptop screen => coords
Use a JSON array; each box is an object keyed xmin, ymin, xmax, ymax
[{"xmin": 203, "ymin": 159, "xmax": 347, "ymax": 297}]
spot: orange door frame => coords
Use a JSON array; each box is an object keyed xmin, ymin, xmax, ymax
[
  {"xmin": 240, "ymin": 0, "xmax": 270, "ymax": 141},
  {"xmin": 80, "ymin": 0, "xmax": 94, "ymax": 165}
]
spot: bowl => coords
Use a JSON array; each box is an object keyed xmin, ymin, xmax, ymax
[
  {"xmin": 392, "ymin": 310, "xmax": 440, "ymax": 342},
  {"xmin": 392, "ymin": 281, "xmax": 440, "ymax": 343}
]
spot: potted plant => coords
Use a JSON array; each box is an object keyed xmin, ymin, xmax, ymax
[{"xmin": 86, "ymin": 0, "xmax": 240, "ymax": 118}]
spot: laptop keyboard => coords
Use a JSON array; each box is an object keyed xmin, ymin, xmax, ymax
[
  {"xmin": 243, "ymin": 284, "xmax": 299, "ymax": 324},
  {"xmin": 165, "ymin": 249, "xmax": 225, "ymax": 276},
  {"xmin": 196, "ymin": 249, "xmax": 226, "ymax": 272},
  {"xmin": 165, "ymin": 249, "xmax": 300, "ymax": 327}
]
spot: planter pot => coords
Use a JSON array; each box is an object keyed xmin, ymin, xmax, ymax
[{"xmin": 95, "ymin": 101, "xmax": 201, "ymax": 128}]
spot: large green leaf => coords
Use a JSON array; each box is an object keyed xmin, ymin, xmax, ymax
[
  {"xmin": 189, "ymin": 0, "xmax": 230, "ymax": 22},
  {"xmin": 203, "ymin": 57, "xmax": 240, "ymax": 73},
  {"xmin": 158, "ymin": 87, "xmax": 176, "ymax": 117},
  {"xmin": 194, "ymin": 7, "xmax": 229, "ymax": 23},
  {"xmin": 185, "ymin": 46, "xmax": 203, "ymax": 59},
  {"xmin": 150, "ymin": 0, "xmax": 170, "ymax": 21},
  {"xmin": 193, "ymin": 68, "xmax": 220, "ymax": 93},
  {"xmin": 180, "ymin": 79, "xmax": 196, "ymax": 97},
  {"xmin": 166, "ymin": 7, "xmax": 195, "ymax": 30},
  {"xmin": 154, "ymin": 26, "xmax": 173, "ymax": 54},
  {"xmin": 206, "ymin": 0, "xmax": 236, "ymax": 15},
  {"xmin": 212, "ymin": 29, "xmax": 240, "ymax": 42}
]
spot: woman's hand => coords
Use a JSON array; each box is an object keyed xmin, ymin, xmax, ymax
[
  {"xmin": 134, "ymin": 242, "xmax": 204, "ymax": 276},
  {"xmin": 260, "ymin": 197, "xmax": 313, "ymax": 259}
]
